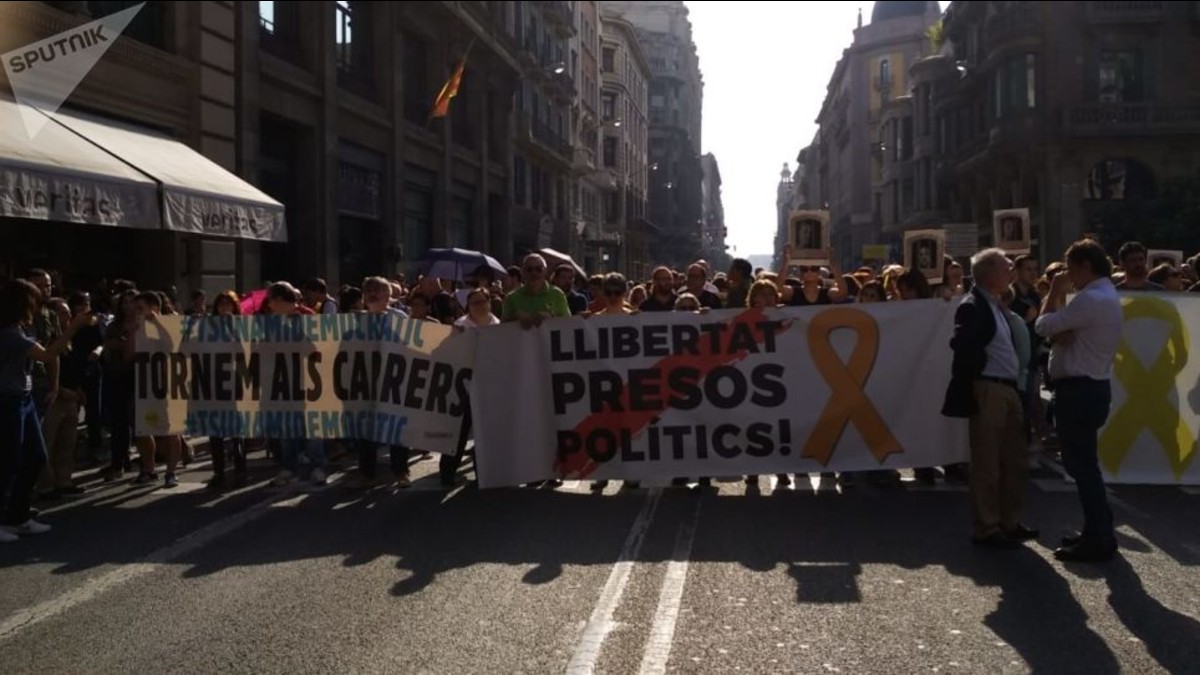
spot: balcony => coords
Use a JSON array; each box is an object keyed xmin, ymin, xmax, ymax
[
  {"xmin": 984, "ymin": 4, "xmax": 1039, "ymax": 46},
  {"xmin": 548, "ymin": 71, "xmax": 577, "ymax": 102},
  {"xmin": 519, "ymin": 36, "xmax": 539, "ymax": 69},
  {"xmin": 1062, "ymin": 103, "xmax": 1200, "ymax": 136},
  {"xmin": 1085, "ymin": 1, "xmax": 1163, "ymax": 22},
  {"xmin": 531, "ymin": 115, "xmax": 571, "ymax": 159},
  {"xmin": 574, "ymin": 146, "xmax": 596, "ymax": 171},
  {"xmin": 544, "ymin": 1, "xmax": 577, "ymax": 37}
]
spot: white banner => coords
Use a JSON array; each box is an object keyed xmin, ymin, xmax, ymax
[
  {"xmin": 134, "ymin": 314, "xmax": 474, "ymax": 453},
  {"xmin": 1098, "ymin": 294, "xmax": 1200, "ymax": 485},
  {"xmin": 163, "ymin": 189, "xmax": 286, "ymax": 242},
  {"xmin": 473, "ymin": 302, "xmax": 970, "ymax": 488}
]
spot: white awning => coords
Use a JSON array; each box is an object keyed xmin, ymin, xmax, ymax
[
  {"xmin": 49, "ymin": 107, "xmax": 287, "ymax": 242},
  {"xmin": 0, "ymin": 95, "xmax": 159, "ymax": 229}
]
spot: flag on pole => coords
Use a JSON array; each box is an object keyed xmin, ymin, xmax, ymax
[{"xmin": 430, "ymin": 39, "xmax": 476, "ymax": 120}]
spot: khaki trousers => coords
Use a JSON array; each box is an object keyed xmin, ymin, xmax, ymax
[
  {"xmin": 969, "ymin": 380, "xmax": 1028, "ymax": 538},
  {"xmin": 39, "ymin": 392, "xmax": 81, "ymax": 491}
]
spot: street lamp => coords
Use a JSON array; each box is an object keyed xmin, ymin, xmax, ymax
[{"xmin": 549, "ymin": 62, "xmax": 566, "ymax": 75}]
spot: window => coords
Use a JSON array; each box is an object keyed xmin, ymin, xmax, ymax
[
  {"xmin": 1099, "ymin": 50, "xmax": 1142, "ymax": 102},
  {"xmin": 602, "ymin": 47, "xmax": 615, "ymax": 72},
  {"xmin": 336, "ymin": 1, "xmax": 373, "ymax": 97},
  {"xmin": 901, "ymin": 117, "xmax": 912, "ymax": 160},
  {"xmin": 89, "ymin": 1, "xmax": 166, "ymax": 49},
  {"xmin": 902, "ymin": 179, "xmax": 914, "ymax": 212},
  {"xmin": 402, "ymin": 32, "xmax": 429, "ymax": 124},
  {"xmin": 601, "ymin": 92, "xmax": 616, "ymax": 120},
  {"xmin": 1026, "ymin": 54, "xmax": 1037, "ymax": 109},
  {"xmin": 878, "ymin": 58, "xmax": 891, "ymax": 101},
  {"xmin": 603, "ymin": 137, "xmax": 617, "ymax": 168},
  {"xmin": 605, "ymin": 191, "xmax": 619, "ymax": 223},
  {"xmin": 650, "ymin": 94, "xmax": 665, "ymax": 109},
  {"xmin": 258, "ymin": 1, "xmax": 301, "ymax": 63},
  {"xmin": 531, "ymin": 165, "xmax": 544, "ymax": 209}
]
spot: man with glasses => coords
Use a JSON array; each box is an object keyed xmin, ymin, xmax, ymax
[
  {"xmin": 502, "ymin": 254, "xmax": 571, "ymax": 328},
  {"xmin": 683, "ymin": 264, "xmax": 722, "ymax": 309}
]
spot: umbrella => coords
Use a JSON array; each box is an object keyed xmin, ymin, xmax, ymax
[
  {"xmin": 537, "ymin": 247, "xmax": 586, "ymax": 279},
  {"xmin": 415, "ymin": 248, "xmax": 508, "ymax": 282}
]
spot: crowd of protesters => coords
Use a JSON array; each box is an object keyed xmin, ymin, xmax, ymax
[{"xmin": 0, "ymin": 239, "xmax": 1183, "ymax": 560}]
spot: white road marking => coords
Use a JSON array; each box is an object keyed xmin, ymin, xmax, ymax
[
  {"xmin": 638, "ymin": 498, "xmax": 701, "ymax": 675},
  {"xmin": 1181, "ymin": 487, "xmax": 1200, "ymax": 496},
  {"xmin": 566, "ymin": 489, "xmax": 663, "ymax": 675},
  {"xmin": 0, "ymin": 473, "xmax": 343, "ymax": 643}
]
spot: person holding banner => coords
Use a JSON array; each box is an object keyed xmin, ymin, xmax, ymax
[
  {"xmin": 503, "ymin": 254, "xmax": 570, "ymax": 329},
  {"xmin": 352, "ymin": 277, "xmax": 414, "ymax": 489},
  {"xmin": 454, "ymin": 288, "xmax": 500, "ymax": 328},
  {"xmin": 0, "ymin": 280, "xmax": 96, "ymax": 540},
  {"xmin": 1035, "ymin": 239, "xmax": 1123, "ymax": 562},
  {"xmin": 943, "ymin": 249, "xmax": 1036, "ymax": 549},
  {"xmin": 206, "ymin": 291, "xmax": 248, "ymax": 490}
]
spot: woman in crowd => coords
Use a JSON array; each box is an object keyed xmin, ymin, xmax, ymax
[
  {"xmin": 407, "ymin": 292, "xmax": 439, "ymax": 324},
  {"xmin": 265, "ymin": 282, "xmax": 327, "ymax": 488},
  {"xmin": 207, "ymin": 291, "xmax": 247, "ymax": 490},
  {"xmin": 627, "ymin": 284, "xmax": 648, "ymax": 309},
  {"xmin": 0, "ymin": 280, "xmax": 94, "ymax": 540},
  {"xmin": 454, "ymin": 288, "xmax": 500, "ymax": 328}
]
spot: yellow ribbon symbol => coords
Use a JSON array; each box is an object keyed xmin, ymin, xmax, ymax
[
  {"xmin": 1099, "ymin": 297, "xmax": 1197, "ymax": 479},
  {"xmin": 803, "ymin": 308, "xmax": 904, "ymax": 465}
]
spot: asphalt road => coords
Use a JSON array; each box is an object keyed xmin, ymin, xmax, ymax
[{"xmin": 2, "ymin": 451, "xmax": 1199, "ymax": 674}]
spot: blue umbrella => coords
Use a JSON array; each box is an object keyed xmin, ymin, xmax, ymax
[{"xmin": 415, "ymin": 248, "xmax": 508, "ymax": 282}]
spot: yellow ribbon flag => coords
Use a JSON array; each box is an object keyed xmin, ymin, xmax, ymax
[{"xmin": 1099, "ymin": 297, "xmax": 1197, "ymax": 480}]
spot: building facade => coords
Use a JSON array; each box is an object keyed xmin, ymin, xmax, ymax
[
  {"xmin": 606, "ymin": 0, "xmax": 703, "ymax": 270},
  {"xmin": 598, "ymin": 8, "xmax": 651, "ymax": 279},
  {"xmin": 0, "ymin": 0, "xmax": 267, "ymax": 295},
  {"xmin": 699, "ymin": 152, "xmax": 728, "ymax": 269},
  {"xmin": 572, "ymin": 0, "xmax": 604, "ymax": 270},
  {"xmin": 933, "ymin": 0, "xmax": 1200, "ymax": 262},
  {"xmin": 814, "ymin": 1, "xmax": 941, "ymax": 269}
]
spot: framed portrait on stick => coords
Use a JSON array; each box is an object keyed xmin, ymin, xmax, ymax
[
  {"xmin": 787, "ymin": 210, "xmax": 830, "ymax": 268},
  {"xmin": 1148, "ymin": 250, "xmax": 1183, "ymax": 269},
  {"xmin": 904, "ymin": 229, "xmax": 947, "ymax": 285},
  {"xmin": 993, "ymin": 208, "xmax": 1031, "ymax": 254}
]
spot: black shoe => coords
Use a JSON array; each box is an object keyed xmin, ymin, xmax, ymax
[
  {"xmin": 1004, "ymin": 524, "xmax": 1039, "ymax": 542},
  {"xmin": 776, "ymin": 473, "xmax": 792, "ymax": 487},
  {"xmin": 590, "ymin": 480, "xmax": 609, "ymax": 491},
  {"xmin": 29, "ymin": 507, "xmax": 40, "ymax": 519},
  {"xmin": 1061, "ymin": 531, "xmax": 1084, "ymax": 547},
  {"xmin": 914, "ymin": 467, "xmax": 939, "ymax": 484},
  {"xmin": 37, "ymin": 489, "xmax": 62, "ymax": 502},
  {"xmin": 972, "ymin": 532, "xmax": 1022, "ymax": 550},
  {"xmin": 838, "ymin": 473, "xmax": 856, "ymax": 488},
  {"xmin": 59, "ymin": 485, "xmax": 86, "ymax": 496},
  {"xmin": 206, "ymin": 476, "xmax": 227, "ymax": 491},
  {"xmin": 744, "ymin": 475, "xmax": 758, "ymax": 486},
  {"xmin": 622, "ymin": 480, "xmax": 641, "ymax": 490},
  {"xmin": 671, "ymin": 477, "xmax": 689, "ymax": 487},
  {"xmin": 1054, "ymin": 540, "xmax": 1117, "ymax": 563},
  {"xmin": 698, "ymin": 477, "xmax": 712, "ymax": 488}
]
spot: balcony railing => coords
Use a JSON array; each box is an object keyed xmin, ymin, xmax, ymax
[
  {"xmin": 531, "ymin": 116, "xmax": 571, "ymax": 158},
  {"xmin": 984, "ymin": 4, "xmax": 1039, "ymax": 44},
  {"xmin": 1086, "ymin": 1, "xmax": 1163, "ymax": 22},
  {"xmin": 1062, "ymin": 103, "xmax": 1200, "ymax": 135}
]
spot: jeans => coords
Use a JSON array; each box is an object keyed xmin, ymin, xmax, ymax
[
  {"xmin": 1053, "ymin": 377, "xmax": 1115, "ymax": 545},
  {"xmin": 38, "ymin": 392, "xmax": 81, "ymax": 491},
  {"xmin": 84, "ymin": 362, "xmax": 104, "ymax": 453},
  {"xmin": 0, "ymin": 394, "xmax": 48, "ymax": 525}
]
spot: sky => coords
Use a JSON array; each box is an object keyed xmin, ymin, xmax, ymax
[{"xmin": 686, "ymin": 1, "xmax": 942, "ymax": 258}]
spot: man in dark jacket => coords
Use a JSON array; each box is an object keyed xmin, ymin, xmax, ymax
[{"xmin": 942, "ymin": 249, "xmax": 1037, "ymax": 549}]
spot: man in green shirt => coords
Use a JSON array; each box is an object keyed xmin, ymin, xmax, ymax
[{"xmin": 502, "ymin": 254, "xmax": 571, "ymax": 328}]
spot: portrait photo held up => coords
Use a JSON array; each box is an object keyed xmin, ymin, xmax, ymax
[
  {"xmin": 787, "ymin": 210, "xmax": 831, "ymax": 270},
  {"xmin": 904, "ymin": 229, "xmax": 947, "ymax": 285},
  {"xmin": 993, "ymin": 208, "xmax": 1031, "ymax": 255}
]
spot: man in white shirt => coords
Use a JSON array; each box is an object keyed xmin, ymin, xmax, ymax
[
  {"xmin": 1036, "ymin": 238, "xmax": 1124, "ymax": 562},
  {"xmin": 942, "ymin": 249, "xmax": 1036, "ymax": 549}
]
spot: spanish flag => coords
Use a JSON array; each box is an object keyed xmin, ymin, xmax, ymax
[{"xmin": 430, "ymin": 39, "xmax": 475, "ymax": 120}]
